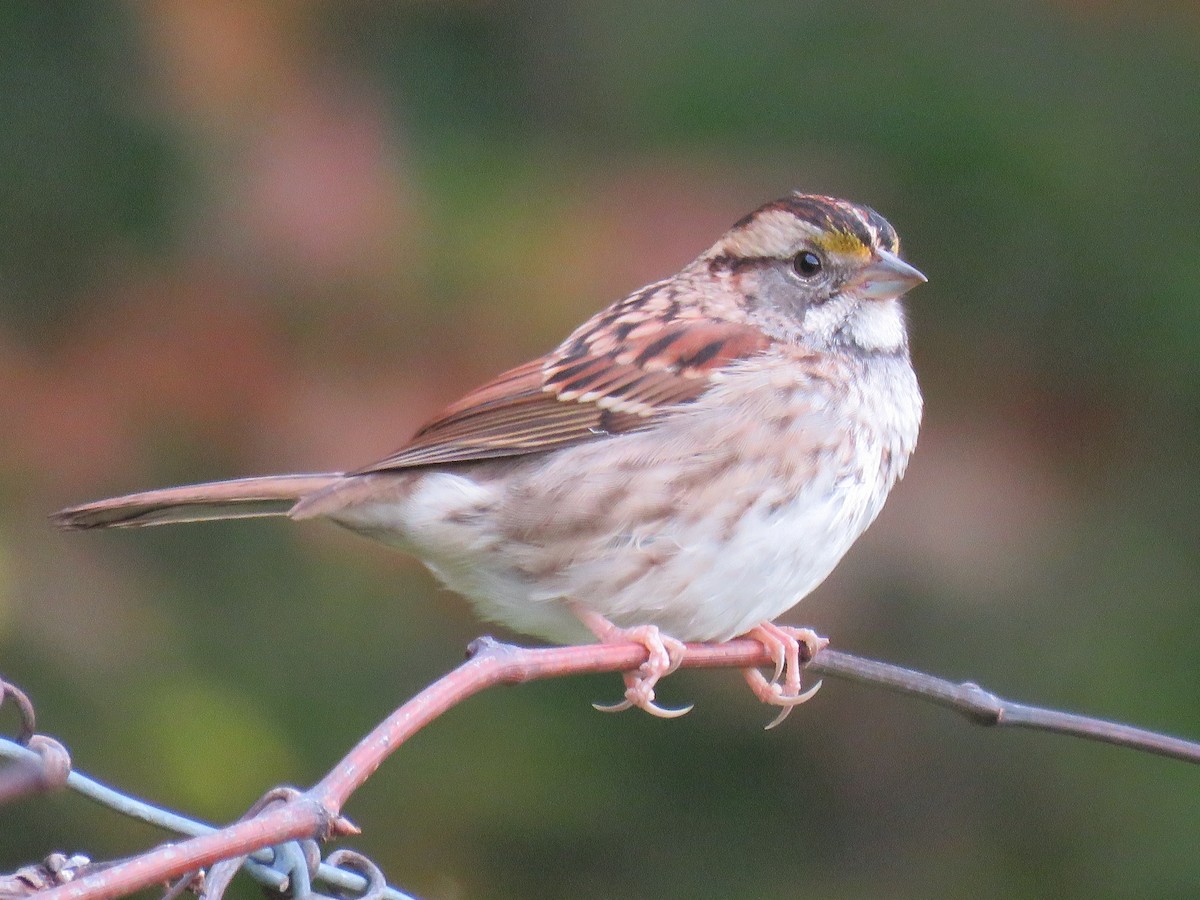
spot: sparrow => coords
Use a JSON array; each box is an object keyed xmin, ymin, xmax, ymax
[{"xmin": 53, "ymin": 192, "xmax": 925, "ymax": 726}]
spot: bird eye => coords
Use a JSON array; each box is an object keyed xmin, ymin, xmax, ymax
[{"xmin": 792, "ymin": 250, "xmax": 823, "ymax": 278}]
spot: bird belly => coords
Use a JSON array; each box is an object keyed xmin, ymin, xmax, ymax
[
  {"xmin": 323, "ymin": 358, "xmax": 919, "ymax": 646},
  {"xmin": 552, "ymin": 445, "xmax": 895, "ymax": 642}
]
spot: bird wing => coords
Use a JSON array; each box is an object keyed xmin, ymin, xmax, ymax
[{"xmin": 355, "ymin": 311, "xmax": 771, "ymax": 473}]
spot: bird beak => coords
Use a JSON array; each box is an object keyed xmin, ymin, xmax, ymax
[{"xmin": 848, "ymin": 250, "xmax": 927, "ymax": 301}]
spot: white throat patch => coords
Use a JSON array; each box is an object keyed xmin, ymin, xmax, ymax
[
  {"xmin": 803, "ymin": 297, "xmax": 907, "ymax": 353},
  {"xmin": 848, "ymin": 299, "xmax": 907, "ymax": 352}
]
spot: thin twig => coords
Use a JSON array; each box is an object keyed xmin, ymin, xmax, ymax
[
  {"xmin": 805, "ymin": 649, "xmax": 1200, "ymax": 763},
  {"xmin": 18, "ymin": 636, "xmax": 1200, "ymax": 900}
]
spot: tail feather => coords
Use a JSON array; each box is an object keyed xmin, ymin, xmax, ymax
[{"xmin": 51, "ymin": 473, "xmax": 344, "ymax": 530}]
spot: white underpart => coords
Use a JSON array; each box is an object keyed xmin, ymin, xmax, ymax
[
  {"xmin": 329, "ymin": 351, "xmax": 922, "ymax": 646},
  {"xmin": 803, "ymin": 296, "xmax": 907, "ymax": 354},
  {"xmin": 845, "ymin": 299, "xmax": 908, "ymax": 353}
]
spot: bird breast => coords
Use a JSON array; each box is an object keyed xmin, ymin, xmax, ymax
[{"xmin": 336, "ymin": 350, "xmax": 921, "ymax": 645}]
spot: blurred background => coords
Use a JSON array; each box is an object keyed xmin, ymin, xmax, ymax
[{"xmin": 1, "ymin": 1, "xmax": 1198, "ymax": 897}]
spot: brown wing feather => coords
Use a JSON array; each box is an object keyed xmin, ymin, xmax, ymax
[{"xmin": 356, "ymin": 311, "xmax": 771, "ymax": 474}]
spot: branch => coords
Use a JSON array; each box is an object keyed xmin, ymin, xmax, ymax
[
  {"xmin": 803, "ymin": 649, "xmax": 1200, "ymax": 762},
  {"xmin": 8, "ymin": 637, "xmax": 1200, "ymax": 900}
]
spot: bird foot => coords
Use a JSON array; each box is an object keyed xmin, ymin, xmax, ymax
[
  {"xmin": 572, "ymin": 606, "xmax": 692, "ymax": 719},
  {"xmin": 742, "ymin": 623, "xmax": 828, "ymax": 729}
]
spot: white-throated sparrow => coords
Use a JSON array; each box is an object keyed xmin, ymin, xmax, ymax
[{"xmin": 55, "ymin": 193, "xmax": 925, "ymax": 724}]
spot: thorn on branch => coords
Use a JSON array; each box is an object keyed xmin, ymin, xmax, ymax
[{"xmin": 332, "ymin": 814, "xmax": 362, "ymax": 837}]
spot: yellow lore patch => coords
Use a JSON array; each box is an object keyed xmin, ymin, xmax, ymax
[{"xmin": 814, "ymin": 229, "xmax": 871, "ymax": 258}]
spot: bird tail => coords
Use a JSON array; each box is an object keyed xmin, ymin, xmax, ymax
[{"xmin": 51, "ymin": 473, "xmax": 343, "ymax": 530}]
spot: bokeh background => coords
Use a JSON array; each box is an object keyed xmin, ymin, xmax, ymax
[{"xmin": 1, "ymin": 2, "xmax": 1199, "ymax": 897}]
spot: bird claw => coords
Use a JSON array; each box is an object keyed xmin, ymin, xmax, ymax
[
  {"xmin": 757, "ymin": 678, "xmax": 824, "ymax": 729},
  {"xmin": 572, "ymin": 609, "xmax": 825, "ymax": 724},
  {"xmin": 643, "ymin": 700, "xmax": 695, "ymax": 719},
  {"xmin": 592, "ymin": 698, "xmax": 634, "ymax": 713},
  {"xmin": 770, "ymin": 651, "xmax": 785, "ymax": 685},
  {"xmin": 742, "ymin": 623, "xmax": 828, "ymax": 728},
  {"xmin": 593, "ymin": 697, "xmax": 694, "ymax": 718},
  {"xmin": 572, "ymin": 605, "xmax": 691, "ymax": 719}
]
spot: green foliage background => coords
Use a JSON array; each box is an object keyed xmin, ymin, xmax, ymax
[{"xmin": 1, "ymin": 2, "xmax": 1198, "ymax": 897}]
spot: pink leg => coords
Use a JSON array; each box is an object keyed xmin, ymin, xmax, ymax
[
  {"xmin": 572, "ymin": 605, "xmax": 692, "ymax": 719},
  {"xmin": 742, "ymin": 623, "xmax": 829, "ymax": 729}
]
